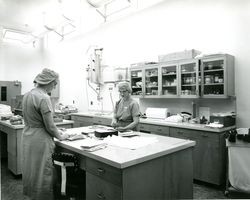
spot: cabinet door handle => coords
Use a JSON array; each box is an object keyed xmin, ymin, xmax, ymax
[
  {"xmin": 97, "ymin": 193, "xmax": 106, "ymax": 199},
  {"xmin": 201, "ymin": 134, "xmax": 208, "ymax": 138},
  {"xmin": 97, "ymin": 168, "xmax": 105, "ymax": 175}
]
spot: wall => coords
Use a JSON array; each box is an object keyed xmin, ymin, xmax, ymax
[{"xmin": 1, "ymin": 0, "xmax": 250, "ymax": 127}]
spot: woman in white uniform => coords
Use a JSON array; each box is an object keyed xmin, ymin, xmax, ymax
[
  {"xmin": 22, "ymin": 68, "xmax": 69, "ymax": 200},
  {"xmin": 111, "ymin": 82, "xmax": 140, "ymax": 131}
]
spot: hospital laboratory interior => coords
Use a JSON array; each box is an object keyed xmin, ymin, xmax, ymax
[{"xmin": 1, "ymin": 0, "xmax": 250, "ymax": 199}]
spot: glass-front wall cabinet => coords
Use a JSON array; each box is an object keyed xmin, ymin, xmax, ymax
[
  {"xmin": 201, "ymin": 54, "xmax": 234, "ymax": 98},
  {"xmin": 145, "ymin": 66, "xmax": 158, "ymax": 96},
  {"xmin": 131, "ymin": 69, "xmax": 143, "ymax": 96},
  {"xmin": 161, "ymin": 64, "xmax": 178, "ymax": 96},
  {"xmin": 130, "ymin": 54, "xmax": 234, "ymax": 98},
  {"xmin": 179, "ymin": 60, "xmax": 199, "ymax": 97}
]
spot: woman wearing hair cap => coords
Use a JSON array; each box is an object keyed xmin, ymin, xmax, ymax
[
  {"xmin": 111, "ymin": 81, "xmax": 140, "ymax": 132},
  {"xmin": 22, "ymin": 68, "xmax": 69, "ymax": 200}
]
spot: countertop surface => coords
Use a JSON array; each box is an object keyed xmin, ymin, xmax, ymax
[
  {"xmin": 55, "ymin": 127, "xmax": 195, "ymax": 168},
  {"xmin": 71, "ymin": 112, "xmax": 235, "ymax": 132},
  {"xmin": 0, "ymin": 119, "xmax": 74, "ymax": 130}
]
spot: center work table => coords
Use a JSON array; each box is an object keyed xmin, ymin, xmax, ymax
[{"xmin": 55, "ymin": 126, "xmax": 196, "ymax": 200}]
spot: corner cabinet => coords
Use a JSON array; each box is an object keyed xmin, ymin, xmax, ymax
[{"xmin": 200, "ymin": 54, "xmax": 234, "ymax": 98}]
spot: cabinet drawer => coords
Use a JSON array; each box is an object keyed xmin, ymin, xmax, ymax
[
  {"xmin": 170, "ymin": 128, "xmax": 219, "ymax": 144},
  {"xmin": 139, "ymin": 123, "xmax": 170, "ymax": 136},
  {"xmin": 71, "ymin": 115, "xmax": 94, "ymax": 123},
  {"xmin": 93, "ymin": 117, "xmax": 112, "ymax": 126},
  {"xmin": 138, "ymin": 123, "xmax": 152, "ymax": 133},
  {"xmin": 86, "ymin": 172, "xmax": 122, "ymax": 200},
  {"xmin": 86, "ymin": 158, "xmax": 122, "ymax": 186}
]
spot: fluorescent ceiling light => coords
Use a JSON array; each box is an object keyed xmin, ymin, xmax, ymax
[
  {"xmin": 3, "ymin": 29, "xmax": 34, "ymax": 43},
  {"xmin": 86, "ymin": 0, "xmax": 115, "ymax": 8},
  {"xmin": 88, "ymin": 0, "xmax": 133, "ymax": 21}
]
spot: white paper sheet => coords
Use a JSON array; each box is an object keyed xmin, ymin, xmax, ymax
[{"xmin": 104, "ymin": 135, "xmax": 158, "ymax": 150}]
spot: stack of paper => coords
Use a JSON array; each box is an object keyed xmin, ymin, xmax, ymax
[
  {"xmin": 80, "ymin": 138, "xmax": 107, "ymax": 152},
  {"xmin": 104, "ymin": 135, "xmax": 158, "ymax": 150}
]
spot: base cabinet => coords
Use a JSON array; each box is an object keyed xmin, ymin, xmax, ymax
[
  {"xmin": 71, "ymin": 115, "xmax": 94, "ymax": 127},
  {"xmin": 86, "ymin": 172, "xmax": 122, "ymax": 200},
  {"xmin": 93, "ymin": 117, "xmax": 112, "ymax": 126},
  {"xmin": 85, "ymin": 148, "xmax": 193, "ymax": 200},
  {"xmin": 169, "ymin": 127, "xmax": 226, "ymax": 185},
  {"xmin": 139, "ymin": 123, "xmax": 170, "ymax": 136}
]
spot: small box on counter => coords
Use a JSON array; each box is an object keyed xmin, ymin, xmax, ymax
[{"xmin": 210, "ymin": 115, "xmax": 236, "ymax": 127}]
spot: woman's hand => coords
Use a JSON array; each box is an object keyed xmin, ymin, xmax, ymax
[
  {"xmin": 111, "ymin": 119, "xmax": 118, "ymax": 127},
  {"xmin": 58, "ymin": 130, "xmax": 70, "ymax": 141},
  {"xmin": 116, "ymin": 127, "xmax": 126, "ymax": 132}
]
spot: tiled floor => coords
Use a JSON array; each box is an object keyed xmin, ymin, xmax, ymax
[{"xmin": 0, "ymin": 158, "xmax": 241, "ymax": 200}]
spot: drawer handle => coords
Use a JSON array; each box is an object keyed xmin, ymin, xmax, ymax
[
  {"xmin": 140, "ymin": 126, "xmax": 145, "ymax": 129},
  {"xmin": 201, "ymin": 134, "xmax": 208, "ymax": 138},
  {"xmin": 97, "ymin": 168, "xmax": 105, "ymax": 174},
  {"xmin": 177, "ymin": 131, "xmax": 183, "ymax": 134},
  {"xmin": 97, "ymin": 193, "xmax": 106, "ymax": 199},
  {"xmin": 157, "ymin": 128, "xmax": 162, "ymax": 131}
]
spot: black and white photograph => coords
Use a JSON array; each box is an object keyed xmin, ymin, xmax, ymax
[{"xmin": 1, "ymin": 0, "xmax": 250, "ymax": 199}]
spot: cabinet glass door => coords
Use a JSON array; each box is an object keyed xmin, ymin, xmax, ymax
[
  {"xmin": 145, "ymin": 67, "xmax": 158, "ymax": 96},
  {"xmin": 202, "ymin": 59, "xmax": 224, "ymax": 96},
  {"xmin": 180, "ymin": 61, "xmax": 198, "ymax": 97},
  {"xmin": 131, "ymin": 70, "xmax": 143, "ymax": 96},
  {"xmin": 161, "ymin": 65, "xmax": 178, "ymax": 96}
]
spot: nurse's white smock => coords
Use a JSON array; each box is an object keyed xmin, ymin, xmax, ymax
[{"xmin": 22, "ymin": 88, "xmax": 55, "ymax": 200}]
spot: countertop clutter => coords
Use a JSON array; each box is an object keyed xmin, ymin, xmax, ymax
[
  {"xmin": 70, "ymin": 112, "xmax": 235, "ymax": 186},
  {"xmin": 71, "ymin": 112, "xmax": 235, "ymax": 132}
]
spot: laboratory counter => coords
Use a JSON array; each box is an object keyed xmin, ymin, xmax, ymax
[
  {"xmin": 71, "ymin": 112, "xmax": 235, "ymax": 185},
  {"xmin": 71, "ymin": 112, "xmax": 235, "ymax": 132},
  {"xmin": 0, "ymin": 119, "xmax": 74, "ymax": 175},
  {"xmin": 55, "ymin": 127, "xmax": 195, "ymax": 199}
]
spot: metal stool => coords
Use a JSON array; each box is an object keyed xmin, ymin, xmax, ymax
[{"xmin": 52, "ymin": 152, "xmax": 85, "ymax": 200}]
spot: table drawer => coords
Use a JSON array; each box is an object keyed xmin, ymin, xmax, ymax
[
  {"xmin": 86, "ymin": 158, "xmax": 122, "ymax": 186},
  {"xmin": 86, "ymin": 172, "xmax": 122, "ymax": 200}
]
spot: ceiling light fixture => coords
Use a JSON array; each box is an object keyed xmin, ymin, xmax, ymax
[
  {"xmin": 2, "ymin": 29, "xmax": 34, "ymax": 44},
  {"xmin": 87, "ymin": 0, "xmax": 132, "ymax": 22}
]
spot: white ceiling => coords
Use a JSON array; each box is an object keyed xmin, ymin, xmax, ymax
[
  {"xmin": 0, "ymin": 0, "xmax": 87, "ymax": 33},
  {"xmin": 0, "ymin": 0, "xmax": 163, "ymax": 39}
]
